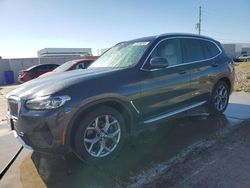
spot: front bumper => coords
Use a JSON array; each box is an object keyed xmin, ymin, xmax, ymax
[
  {"xmin": 7, "ymin": 112, "xmax": 33, "ymax": 150},
  {"xmin": 13, "ymin": 130, "xmax": 33, "ymax": 150},
  {"xmin": 6, "ymin": 107, "xmax": 72, "ymax": 154}
]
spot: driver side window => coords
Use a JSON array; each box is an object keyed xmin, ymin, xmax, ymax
[{"xmin": 151, "ymin": 38, "xmax": 182, "ymax": 67}]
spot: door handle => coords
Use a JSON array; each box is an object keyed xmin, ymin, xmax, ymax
[
  {"xmin": 211, "ymin": 62, "xmax": 218, "ymax": 67},
  {"xmin": 179, "ymin": 70, "xmax": 187, "ymax": 74}
]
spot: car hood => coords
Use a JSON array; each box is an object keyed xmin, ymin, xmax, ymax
[{"xmin": 7, "ymin": 68, "xmax": 118, "ymax": 100}]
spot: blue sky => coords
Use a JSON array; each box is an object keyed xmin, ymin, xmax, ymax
[{"xmin": 0, "ymin": 0, "xmax": 249, "ymax": 58}]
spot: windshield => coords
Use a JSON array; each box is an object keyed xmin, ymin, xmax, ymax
[
  {"xmin": 53, "ymin": 60, "xmax": 75, "ymax": 72},
  {"xmin": 89, "ymin": 41, "xmax": 150, "ymax": 68}
]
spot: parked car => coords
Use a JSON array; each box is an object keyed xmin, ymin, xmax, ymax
[
  {"xmin": 233, "ymin": 56, "xmax": 240, "ymax": 62},
  {"xmin": 7, "ymin": 33, "xmax": 234, "ymax": 163},
  {"xmin": 18, "ymin": 64, "xmax": 59, "ymax": 83},
  {"xmin": 236, "ymin": 54, "xmax": 250, "ymax": 62},
  {"xmin": 39, "ymin": 56, "xmax": 99, "ymax": 78}
]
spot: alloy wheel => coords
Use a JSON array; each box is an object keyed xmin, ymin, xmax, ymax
[
  {"xmin": 214, "ymin": 84, "xmax": 228, "ymax": 111},
  {"xmin": 83, "ymin": 115, "xmax": 121, "ymax": 158}
]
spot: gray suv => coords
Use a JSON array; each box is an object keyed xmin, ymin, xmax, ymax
[{"xmin": 7, "ymin": 33, "xmax": 235, "ymax": 163}]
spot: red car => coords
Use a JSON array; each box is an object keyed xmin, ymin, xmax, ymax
[
  {"xmin": 39, "ymin": 57, "xmax": 98, "ymax": 78},
  {"xmin": 18, "ymin": 64, "xmax": 59, "ymax": 83}
]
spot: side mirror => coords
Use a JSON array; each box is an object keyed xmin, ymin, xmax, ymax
[{"xmin": 150, "ymin": 57, "xmax": 168, "ymax": 68}]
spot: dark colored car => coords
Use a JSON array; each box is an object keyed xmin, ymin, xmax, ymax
[
  {"xmin": 18, "ymin": 64, "xmax": 59, "ymax": 83},
  {"xmin": 39, "ymin": 56, "xmax": 99, "ymax": 78},
  {"xmin": 7, "ymin": 33, "xmax": 234, "ymax": 163}
]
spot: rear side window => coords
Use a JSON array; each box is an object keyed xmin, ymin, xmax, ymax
[
  {"xmin": 29, "ymin": 66, "xmax": 39, "ymax": 71},
  {"xmin": 41, "ymin": 64, "xmax": 58, "ymax": 70},
  {"xmin": 39, "ymin": 64, "xmax": 50, "ymax": 70},
  {"xmin": 46, "ymin": 64, "xmax": 58, "ymax": 69},
  {"xmin": 181, "ymin": 38, "xmax": 205, "ymax": 63},
  {"xmin": 51, "ymin": 64, "xmax": 59, "ymax": 69},
  {"xmin": 32, "ymin": 65, "xmax": 45, "ymax": 71},
  {"xmin": 204, "ymin": 41, "xmax": 221, "ymax": 57}
]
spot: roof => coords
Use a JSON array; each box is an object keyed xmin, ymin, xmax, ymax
[{"xmin": 126, "ymin": 33, "xmax": 215, "ymax": 43}]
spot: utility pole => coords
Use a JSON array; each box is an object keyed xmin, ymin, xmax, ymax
[{"xmin": 197, "ymin": 6, "xmax": 202, "ymax": 35}]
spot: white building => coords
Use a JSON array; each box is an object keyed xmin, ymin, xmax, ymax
[
  {"xmin": 38, "ymin": 48, "xmax": 92, "ymax": 57},
  {"xmin": 222, "ymin": 43, "xmax": 250, "ymax": 58}
]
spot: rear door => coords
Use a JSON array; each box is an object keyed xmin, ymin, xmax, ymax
[{"xmin": 181, "ymin": 38, "xmax": 222, "ymax": 103}]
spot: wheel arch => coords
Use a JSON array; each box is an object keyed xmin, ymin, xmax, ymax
[
  {"xmin": 66, "ymin": 98, "xmax": 135, "ymax": 149},
  {"xmin": 207, "ymin": 76, "xmax": 232, "ymax": 104},
  {"xmin": 217, "ymin": 77, "xmax": 232, "ymax": 93},
  {"xmin": 206, "ymin": 76, "xmax": 231, "ymax": 114}
]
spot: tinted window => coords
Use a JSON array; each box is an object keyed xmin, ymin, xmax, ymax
[
  {"xmin": 27, "ymin": 65, "xmax": 39, "ymax": 71},
  {"xmin": 43, "ymin": 65, "xmax": 50, "ymax": 70},
  {"xmin": 39, "ymin": 64, "xmax": 50, "ymax": 71},
  {"xmin": 206, "ymin": 41, "xmax": 221, "ymax": 57},
  {"xmin": 75, "ymin": 62, "xmax": 87, "ymax": 69},
  {"xmin": 51, "ymin": 64, "xmax": 59, "ymax": 69},
  {"xmin": 41, "ymin": 64, "xmax": 58, "ymax": 70},
  {"xmin": 29, "ymin": 65, "xmax": 45, "ymax": 71},
  {"xmin": 84, "ymin": 60, "xmax": 94, "ymax": 68},
  {"xmin": 151, "ymin": 39, "xmax": 182, "ymax": 66},
  {"xmin": 182, "ymin": 38, "xmax": 205, "ymax": 63},
  {"xmin": 75, "ymin": 60, "xmax": 93, "ymax": 69},
  {"xmin": 46, "ymin": 64, "xmax": 57, "ymax": 69}
]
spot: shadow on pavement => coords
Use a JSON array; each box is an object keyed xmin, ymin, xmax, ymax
[{"xmin": 24, "ymin": 113, "xmax": 241, "ymax": 187}]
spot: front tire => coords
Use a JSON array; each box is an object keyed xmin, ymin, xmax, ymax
[
  {"xmin": 74, "ymin": 106, "xmax": 127, "ymax": 163},
  {"xmin": 207, "ymin": 81, "xmax": 230, "ymax": 115}
]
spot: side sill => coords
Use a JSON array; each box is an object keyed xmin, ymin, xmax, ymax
[{"xmin": 144, "ymin": 101, "xmax": 206, "ymax": 124}]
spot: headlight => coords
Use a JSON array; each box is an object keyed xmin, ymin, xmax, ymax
[{"xmin": 25, "ymin": 96, "xmax": 71, "ymax": 110}]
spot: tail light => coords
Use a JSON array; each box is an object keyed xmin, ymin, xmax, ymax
[{"xmin": 19, "ymin": 70, "xmax": 28, "ymax": 76}]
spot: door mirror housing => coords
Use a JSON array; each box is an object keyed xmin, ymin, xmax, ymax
[{"xmin": 150, "ymin": 57, "xmax": 168, "ymax": 68}]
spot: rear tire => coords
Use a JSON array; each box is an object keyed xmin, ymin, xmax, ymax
[
  {"xmin": 74, "ymin": 106, "xmax": 127, "ymax": 163},
  {"xmin": 207, "ymin": 81, "xmax": 230, "ymax": 115}
]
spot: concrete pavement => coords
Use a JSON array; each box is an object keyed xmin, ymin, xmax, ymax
[{"xmin": 0, "ymin": 122, "xmax": 20, "ymax": 171}]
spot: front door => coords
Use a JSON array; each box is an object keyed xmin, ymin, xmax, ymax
[{"xmin": 138, "ymin": 38, "xmax": 192, "ymax": 121}]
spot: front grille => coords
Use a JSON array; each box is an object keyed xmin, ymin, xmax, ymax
[{"xmin": 8, "ymin": 97, "xmax": 20, "ymax": 117}]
